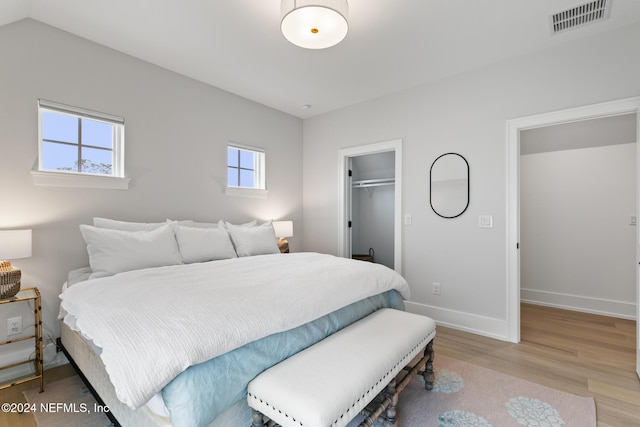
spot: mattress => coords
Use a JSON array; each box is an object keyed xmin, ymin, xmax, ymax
[{"xmin": 60, "ymin": 321, "xmax": 252, "ymax": 427}]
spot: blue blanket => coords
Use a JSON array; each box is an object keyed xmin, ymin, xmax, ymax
[{"xmin": 162, "ymin": 290, "xmax": 404, "ymax": 427}]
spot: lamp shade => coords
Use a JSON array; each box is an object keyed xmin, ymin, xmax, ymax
[
  {"xmin": 272, "ymin": 221, "xmax": 294, "ymax": 238},
  {"xmin": 281, "ymin": 0, "xmax": 349, "ymax": 49},
  {"xmin": 0, "ymin": 230, "xmax": 32, "ymax": 260}
]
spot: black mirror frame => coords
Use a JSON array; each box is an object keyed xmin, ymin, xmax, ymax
[{"xmin": 429, "ymin": 152, "xmax": 470, "ymax": 219}]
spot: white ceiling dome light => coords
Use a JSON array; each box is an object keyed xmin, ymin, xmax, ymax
[{"xmin": 281, "ymin": 0, "xmax": 349, "ymax": 49}]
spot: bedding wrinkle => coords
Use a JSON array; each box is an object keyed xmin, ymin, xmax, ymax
[
  {"xmin": 59, "ymin": 252, "xmax": 410, "ymax": 413},
  {"xmin": 162, "ymin": 292, "xmax": 404, "ymax": 427}
]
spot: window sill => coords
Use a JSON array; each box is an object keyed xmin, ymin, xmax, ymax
[
  {"xmin": 224, "ymin": 186, "xmax": 268, "ymax": 198},
  {"xmin": 31, "ymin": 171, "xmax": 131, "ymax": 190}
]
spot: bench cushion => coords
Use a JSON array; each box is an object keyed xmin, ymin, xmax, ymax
[{"xmin": 247, "ymin": 308, "xmax": 436, "ymax": 427}]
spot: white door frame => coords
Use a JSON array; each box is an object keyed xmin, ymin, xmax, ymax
[
  {"xmin": 339, "ymin": 139, "xmax": 403, "ymax": 274},
  {"xmin": 506, "ymin": 97, "xmax": 640, "ymax": 376}
]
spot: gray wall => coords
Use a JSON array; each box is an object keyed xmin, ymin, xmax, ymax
[
  {"xmin": 302, "ymin": 22, "xmax": 640, "ymax": 339},
  {"xmin": 521, "ymin": 143, "xmax": 636, "ymax": 318},
  {"xmin": 0, "ymin": 19, "xmax": 303, "ymax": 360}
]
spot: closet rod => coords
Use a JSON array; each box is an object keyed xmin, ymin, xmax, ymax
[{"xmin": 352, "ymin": 178, "xmax": 395, "ymax": 188}]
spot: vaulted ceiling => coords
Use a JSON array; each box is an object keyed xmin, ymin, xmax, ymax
[{"xmin": 2, "ymin": 0, "xmax": 639, "ymax": 118}]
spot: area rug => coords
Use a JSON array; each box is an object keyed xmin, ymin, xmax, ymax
[
  {"xmin": 23, "ymin": 375, "xmax": 113, "ymax": 427},
  {"xmin": 23, "ymin": 355, "xmax": 596, "ymax": 427},
  {"xmin": 378, "ymin": 355, "xmax": 596, "ymax": 426}
]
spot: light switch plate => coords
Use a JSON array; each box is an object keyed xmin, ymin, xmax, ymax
[{"xmin": 479, "ymin": 216, "xmax": 493, "ymax": 228}]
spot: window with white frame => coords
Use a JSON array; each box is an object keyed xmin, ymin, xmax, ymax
[
  {"xmin": 37, "ymin": 99, "xmax": 125, "ymax": 178},
  {"xmin": 227, "ymin": 145, "xmax": 265, "ymax": 190}
]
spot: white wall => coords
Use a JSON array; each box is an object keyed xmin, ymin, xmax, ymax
[
  {"xmin": 521, "ymin": 143, "xmax": 636, "ymax": 318},
  {"xmin": 0, "ymin": 19, "xmax": 303, "ymax": 370},
  {"xmin": 302, "ymin": 22, "xmax": 640, "ymax": 339}
]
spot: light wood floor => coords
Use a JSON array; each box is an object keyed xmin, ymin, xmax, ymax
[
  {"xmin": 1, "ymin": 303, "xmax": 638, "ymax": 427},
  {"xmin": 0, "ymin": 363, "xmax": 76, "ymax": 427},
  {"xmin": 435, "ymin": 304, "xmax": 640, "ymax": 427}
]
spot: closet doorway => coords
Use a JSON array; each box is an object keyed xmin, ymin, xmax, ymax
[
  {"xmin": 339, "ymin": 140, "xmax": 403, "ymax": 274},
  {"xmin": 351, "ymin": 152, "xmax": 395, "ymax": 269}
]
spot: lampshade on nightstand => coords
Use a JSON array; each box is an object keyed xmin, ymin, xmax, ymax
[
  {"xmin": 0, "ymin": 230, "xmax": 32, "ymax": 299},
  {"xmin": 273, "ymin": 221, "xmax": 293, "ymax": 253}
]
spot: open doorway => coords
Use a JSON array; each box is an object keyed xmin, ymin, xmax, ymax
[
  {"xmin": 338, "ymin": 139, "xmax": 403, "ymax": 274},
  {"xmin": 519, "ymin": 114, "xmax": 636, "ymax": 318},
  {"xmin": 506, "ymin": 97, "xmax": 640, "ymax": 377}
]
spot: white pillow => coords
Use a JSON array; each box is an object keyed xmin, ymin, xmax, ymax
[
  {"xmin": 174, "ymin": 225, "xmax": 237, "ymax": 263},
  {"xmin": 166, "ymin": 219, "xmax": 196, "ymax": 227},
  {"xmin": 192, "ymin": 221, "xmax": 220, "ymax": 229},
  {"xmin": 166, "ymin": 219, "xmax": 225, "ymax": 229},
  {"xmin": 80, "ymin": 224, "xmax": 182, "ymax": 279},
  {"xmin": 93, "ymin": 217, "xmax": 165, "ymax": 231},
  {"xmin": 226, "ymin": 224, "xmax": 279, "ymax": 257},
  {"xmin": 221, "ymin": 219, "xmax": 258, "ymax": 228},
  {"xmin": 166, "ymin": 219, "xmax": 222, "ymax": 228}
]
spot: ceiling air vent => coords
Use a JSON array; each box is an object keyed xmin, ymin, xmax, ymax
[{"xmin": 551, "ymin": 0, "xmax": 611, "ymax": 34}]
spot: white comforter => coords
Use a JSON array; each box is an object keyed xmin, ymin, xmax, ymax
[{"xmin": 60, "ymin": 252, "xmax": 410, "ymax": 409}]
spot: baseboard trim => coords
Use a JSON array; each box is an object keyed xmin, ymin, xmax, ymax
[
  {"xmin": 521, "ymin": 288, "xmax": 636, "ymax": 320},
  {"xmin": 0, "ymin": 342, "xmax": 68, "ymax": 384},
  {"xmin": 404, "ymin": 301, "xmax": 509, "ymax": 342}
]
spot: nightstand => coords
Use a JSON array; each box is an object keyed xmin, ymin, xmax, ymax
[{"xmin": 0, "ymin": 287, "xmax": 43, "ymax": 392}]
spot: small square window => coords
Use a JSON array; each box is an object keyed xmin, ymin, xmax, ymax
[
  {"xmin": 227, "ymin": 145, "xmax": 265, "ymax": 190},
  {"xmin": 37, "ymin": 100, "xmax": 124, "ymax": 177}
]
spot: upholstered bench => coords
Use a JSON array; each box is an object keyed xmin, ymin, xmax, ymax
[{"xmin": 247, "ymin": 308, "xmax": 436, "ymax": 427}]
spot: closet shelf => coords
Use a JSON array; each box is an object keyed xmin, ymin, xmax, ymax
[{"xmin": 352, "ymin": 178, "xmax": 395, "ymax": 188}]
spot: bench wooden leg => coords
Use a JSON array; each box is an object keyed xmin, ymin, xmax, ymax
[
  {"xmin": 358, "ymin": 379, "xmax": 398, "ymax": 427},
  {"xmin": 359, "ymin": 339, "xmax": 435, "ymax": 426},
  {"xmin": 251, "ymin": 410, "xmax": 282, "ymax": 427},
  {"xmin": 383, "ymin": 379, "xmax": 398, "ymax": 424},
  {"xmin": 251, "ymin": 409, "xmax": 266, "ymax": 427},
  {"xmin": 422, "ymin": 340, "xmax": 435, "ymax": 390}
]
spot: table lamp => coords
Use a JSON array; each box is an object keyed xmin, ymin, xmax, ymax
[
  {"xmin": 272, "ymin": 221, "xmax": 293, "ymax": 253},
  {"xmin": 0, "ymin": 230, "xmax": 32, "ymax": 299}
]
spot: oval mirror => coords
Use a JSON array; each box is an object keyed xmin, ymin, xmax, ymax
[{"xmin": 430, "ymin": 153, "xmax": 469, "ymax": 218}]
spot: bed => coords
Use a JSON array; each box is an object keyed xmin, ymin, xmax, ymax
[{"xmin": 58, "ymin": 218, "xmax": 411, "ymax": 427}]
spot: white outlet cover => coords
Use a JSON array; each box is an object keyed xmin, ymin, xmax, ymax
[
  {"xmin": 7, "ymin": 316, "xmax": 22, "ymax": 335},
  {"xmin": 432, "ymin": 282, "xmax": 441, "ymax": 295}
]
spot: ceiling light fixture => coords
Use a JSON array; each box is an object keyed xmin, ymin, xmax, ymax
[{"xmin": 281, "ymin": 0, "xmax": 349, "ymax": 49}]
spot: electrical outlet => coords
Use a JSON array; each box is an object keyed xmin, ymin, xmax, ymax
[
  {"xmin": 432, "ymin": 282, "xmax": 441, "ymax": 295},
  {"xmin": 7, "ymin": 316, "xmax": 22, "ymax": 336}
]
